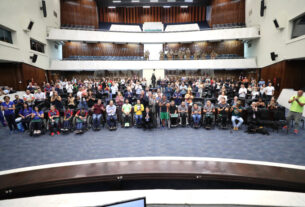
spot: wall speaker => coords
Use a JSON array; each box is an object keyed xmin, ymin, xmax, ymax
[
  {"xmin": 27, "ymin": 21, "xmax": 34, "ymax": 30},
  {"xmin": 270, "ymin": 52, "xmax": 278, "ymax": 61},
  {"xmin": 30, "ymin": 54, "xmax": 38, "ymax": 63},
  {"xmin": 40, "ymin": 0, "xmax": 47, "ymax": 17},
  {"xmin": 273, "ymin": 19, "xmax": 279, "ymax": 28},
  {"xmin": 260, "ymin": 0, "xmax": 266, "ymax": 17}
]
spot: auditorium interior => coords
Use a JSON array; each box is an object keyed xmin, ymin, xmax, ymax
[{"xmin": 0, "ymin": 0, "xmax": 305, "ymax": 206}]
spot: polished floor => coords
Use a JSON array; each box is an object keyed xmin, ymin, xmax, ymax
[{"xmin": 0, "ymin": 125, "xmax": 304, "ymax": 171}]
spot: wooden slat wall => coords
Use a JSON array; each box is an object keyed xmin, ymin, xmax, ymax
[
  {"xmin": 261, "ymin": 60, "xmax": 305, "ymax": 96},
  {"xmin": 61, "ymin": 0, "xmax": 98, "ymax": 28},
  {"xmin": 165, "ymin": 40, "xmax": 244, "ymax": 56},
  {"xmin": 63, "ymin": 42, "xmax": 144, "ymax": 58},
  {"xmin": 0, "ymin": 63, "xmax": 46, "ymax": 91},
  {"xmin": 209, "ymin": 0, "xmax": 245, "ymax": 26},
  {"xmin": 100, "ymin": 6, "xmax": 206, "ymax": 24}
]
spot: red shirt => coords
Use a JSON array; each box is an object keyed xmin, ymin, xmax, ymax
[
  {"xmin": 93, "ymin": 104, "xmax": 105, "ymax": 114},
  {"xmin": 48, "ymin": 109, "xmax": 59, "ymax": 118},
  {"xmin": 76, "ymin": 110, "xmax": 88, "ymax": 117}
]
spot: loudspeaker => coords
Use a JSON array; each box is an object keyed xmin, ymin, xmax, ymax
[
  {"xmin": 30, "ymin": 54, "xmax": 38, "ymax": 63},
  {"xmin": 260, "ymin": 0, "xmax": 266, "ymax": 17},
  {"xmin": 273, "ymin": 19, "xmax": 279, "ymax": 28},
  {"xmin": 27, "ymin": 21, "xmax": 34, "ymax": 30},
  {"xmin": 270, "ymin": 52, "xmax": 278, "ymax": 61},
  {"xmin": 40, "ymin": 0, "xmax": 47, "ymax": 17}
]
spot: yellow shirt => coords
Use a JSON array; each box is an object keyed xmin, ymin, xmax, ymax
[{"xmin": 134, "ymin": 104, "xmax": 144, "ymax": 115}]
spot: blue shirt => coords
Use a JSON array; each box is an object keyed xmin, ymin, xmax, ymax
[
  {"xmin": 1, "ymin": 101, "xmax": 14, "ymax": 115},
  {"xmin": 20, "ymin": 107, "xmax": 33, "ymax": 117},
  {"xmin": 173, "ymin": 92, "xmax": 182, "ymax": 105},
  {"xmin": 33, "ymin": 111, "xmax": 43, "ymax": 120}
]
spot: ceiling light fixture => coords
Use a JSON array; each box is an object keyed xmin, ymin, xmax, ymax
[
  {"xmin": 163, "ymin": 6, "xmax": 171, "ymax": 8},
  {"xmin": 108, "ymin": 6, "xmax": 116, "ymax": 9},
  {"xmin": 113, "ymin": 0, "xmax": 121, "ymax": 3},
  {"xmin": 143, "ymin": 6, "xmax": 151, "ymax": 8},
  {"xmin": 180, "ymin": 5, "xmax": 188, "ymax": 8}
]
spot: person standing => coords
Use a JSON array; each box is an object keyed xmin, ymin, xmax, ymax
[
  {"xmin": 265, "ymin": 82, "xmax": 275, "ymax": 102},
  {"xmin": 283, "ymin": 90, "xmax": 305, "ymax": 134},
  {"xmin": 1, "ymin": 96, "xmax": 17, "ymax": 133}
]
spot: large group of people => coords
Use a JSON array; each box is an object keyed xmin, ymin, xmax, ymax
[{"xmin": 0, "ymin": 75, "xmax": 304, "ymax": 136}]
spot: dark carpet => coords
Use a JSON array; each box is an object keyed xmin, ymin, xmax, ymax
[{"xmin": 0, "ymin": 126, "xmax": 304, "ymax": 171}]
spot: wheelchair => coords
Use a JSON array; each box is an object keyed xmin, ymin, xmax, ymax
[
  {"xmin": 190, "ymin": 114, "xmax": 202, "ymax": 129},
  {"xmin": 91, "ymin": 114, "xmax": 104, "ymax": 131},
  {"xmin": 60, "ymin": 117, "xmax": 74, "ymax": 134},
  {"xmin": 121, "ymin": 113, "xmax": 133, "ymax": 128},
  {"xmin": 202, "ymin": 113, "xmax": 215, "ymax": 130},
  {"xmin": 72, "ymin": 115, "xmax": 91, "ymax": 134},
  {"xmin": 29, "ymin": 119, "xmax": 47, "ymax": 137},
  {"xmin": 216, "ymin": 111, "xmax": 229, "ymax": 129},
  {"xmin": 179, "ymin": 112, "xmax": 188, "ymax": 127},
  {"xmin": 168, "ymin": 113, "xmax": 179, "ymax": 128},
  {"xmin": 106, "ymin": 114, "xmax": 118, "ymax": 131}
]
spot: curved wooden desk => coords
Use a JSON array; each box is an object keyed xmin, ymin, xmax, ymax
[{"xmin": 1, "ymin": 159, "xmax": 305, "ymax": 199}]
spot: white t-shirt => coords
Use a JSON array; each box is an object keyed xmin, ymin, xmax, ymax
[
  {"xmin": 34, "ymin": 92, "xmax": 46, "ymax": 100},
  {"xmin": 23, "ymin": 93, "xmax": 34, "ymax": 102},
  {"xmin": 251, "ymin": 91, "xmax": 259, "ymax": 99},
  {"xmin": 265, "ymin": 86, "xmax": 275, "ymax": 96},
  {"xmin": 217, "ymin": 95, "xmax": 227, "ymax": 103},
  {"xmin": 238, "ymin": 88, "xmax": 247, "ymax": 98}
]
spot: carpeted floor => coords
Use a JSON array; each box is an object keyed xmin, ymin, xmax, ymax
[{"xmin": 0, "ymin": 126, "xmax": 304, "ymax": 171}]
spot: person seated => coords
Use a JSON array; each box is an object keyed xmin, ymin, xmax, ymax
[
  {"xmin": 185, "ymin": 89, "xmax": 194, "ymax": 107},
  {"xmin": 62, "ymin": 106, "xmax": 73, "ymax": 132},
  {"xmin": 23, "ymin": 90, "xmax": 35, "ymax": 107},
  {"xmin": 34, "ymin": 88, "xmax": 46, "ymax": 106},
  {"xmin": 231, "ymin": 96, "xmax": 239, "ymax": 107},
  {"xmin": 203, "ymin": 100, "xmax": 215, "ymax": 129},
  {"xmin": 178, "ymin": 101, "xmax": 188, "ymax": 127},
  {"xmin": 75, "ymin": 107, "xmax": 88, "ymax": 133},
  {"xmin": 247, "ymin": 102, "xmax": 259, "ymax": 126},
  {"xmin": 267, "ymin": 96, "xmax": 278, "ymax": 111},
  {"xmin": 67, "ymin": 93, "xmax": 76, "ymax": 109},
  {"xmin": 251, "ymin": 87, "xmax": 259, "ymax": 100},
  {"xmin": 159, "ymin": 95, "xmax": 169, "ymax": 128},
  {"xmin": 256, "ymin": 97, "xmax": 266, "ymax": 108},
  {"xmin": 134, "ymin": 99, "xmax": 144, "ymax": 127},
  {"xmin": 191, "ymin": 103, "xmax": 201, "ymax": 127},
  {"xmin": 230, "ymin": 100, "xmax": 243, "ymax": 131},
  {"xmin": 106, "ymin": 100, "xmax": 117, "ymax": 130},
  {"xmin": 48, "ymin": 105, "xmax": 60, "ymax": 136},
  {"xmin": 217, "ymin": 97, "xmax": 230, "ymax": 128},
  {"xmin": 217, "ymin": 91, "xmax": 227, "ymax": 104},
  {"xmin": 19, "ymin": 102, "xmax": 32, "ymax": 131},
  {"xmin": 51, "ymin": 91, "xmax": 63, "ymax": 111},
  {"xmin": 92, "ymin": 99, "xmax": 105, "ymax": 130},
  {"xmin": 173, "ymin": 89, "xmax": 182, "ymax": 106},
  {"xmin": 169, "ymin": 100, "xmax": 179, "ymax": 126},
  {"xmin": 122, "ymin": 99, "xmax": 132, "ymax": 127},
  {"xmin": 31, "ymin": 106, "xmax": 44, "ymax": 135},
  {"xmin": 142, "ymin": 107, "xmax": 153, "ymax": 130}
]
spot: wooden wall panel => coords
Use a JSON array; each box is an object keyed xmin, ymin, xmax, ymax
[
  {"xmin": 210, "ymin": 0, "xmax": 245, "ymax": 26},
  {"xmin": 61, "ymin": 0, "xmax": 98, "ymax": 28},
  {"xmin": 261, "ymin": 60, "xmax": 305, "ymax": 96},
  {"xmin": 164, "ymin": 40, "xmax": 244, "ymax": 56},
  {"xmin": 63, "ymin": 42, "xmax": 144, "ymax": 58},
  {"xmin": 0, "ymin": 63, "xmax": 46, "ymax": 91},
  {"xmin": 100, "ymin": 6, "xmax": 206, "ymax": 24}
]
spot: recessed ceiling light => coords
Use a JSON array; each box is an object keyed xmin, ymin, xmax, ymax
[
  {"xmin": 143, "ymin": 6, "xmax": 151, "ymax": 8},
  {"xmin": 108, "ymin": 6, "xmax": 116, "ymax": 9},
  {"xmin": 113, "ymin": 0, "xmax": 121, "ymax": 3},
  {"xmin": 131, "ymin": 0, "xmax": 140, "ymax": 2},
  {"xmin": 180, "ymin": 5, "xmax": 188, "ymax": 8},
  {"xmin": 150, "ymin": 0, "xmax": 158, "ymax": 2},
  {"xmin": 185, "ymin": 0, "xmax": 193, "ymax": 2},
  {"xmin": 167, "ymin": 0, "xmax": 176, "ymax": 2},
  {"xmin": 163, "ymin": 5, "xmax": 171, "ymax": 8}
]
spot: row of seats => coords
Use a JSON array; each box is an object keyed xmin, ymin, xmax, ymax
[
  {"xmin": 63, "ymin": 56, "xmax": 145, "ymax": 61},
  {"xmin": 162, "ymin": 54, "xmax": 243, "ymax": 60},
  {"xmin": 212, "ymin": 23, "xmax": 245, "ymax": 29}
]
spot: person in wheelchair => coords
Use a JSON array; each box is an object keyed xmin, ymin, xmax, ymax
[
  {"xmin": 142, "ymin": 107, "xmax": 153, "ymax": 130},
  {"xmin": 169, "ymin": 100, "xmax": 179, "ymax": 127},
  {"xmin": 247, "ymin": 102, "xmax": 259, "ymax": 126},
  {"xmin": 31, "ymin": 106, "xmax": 44, "ymax": 135},
  {"xmin": 178, "ymin": 101, "xmax": 188, "ymax": 127},
  {"xmin": 62, "ymin": 106, "xmax": 73, "ymax": 132},
  {"xmin": 217, "ymin": 97, "xmax": 230, "ymax": 129},
  {"xmin": 92, "ymin": 99, "xmax": 105, "ymax": 130},
  {"xmin": 203, "ymin": 100, "xmax": 215, "ymax": 129},
  {"xmin": 134, "ymin": 99, "xmax": 144, "ymax": 127},
  {"xmin": 106, "ymin": 100, "xmax": 117, "ymax": 130},
  {"xmin": 75, "ymin": 107, "xmax": 88, "ymax": 133},
  {"xmin": 191, "ymin": 103, "xmax": 202, "ymax": 128},
  {"xmin": 230, "ymin": 100, "xmax": 244, "ymax": 131},
  {"xmin": 122, "ymin": 99, "xmax": 132, "ymax": 127},
  {"xmin": 48, "ymin": 105, "xmax": 60, "ymax": 136},
  {"xmin": 19, "ymin": 102, "xmax": 33, "ymax": 131}
]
